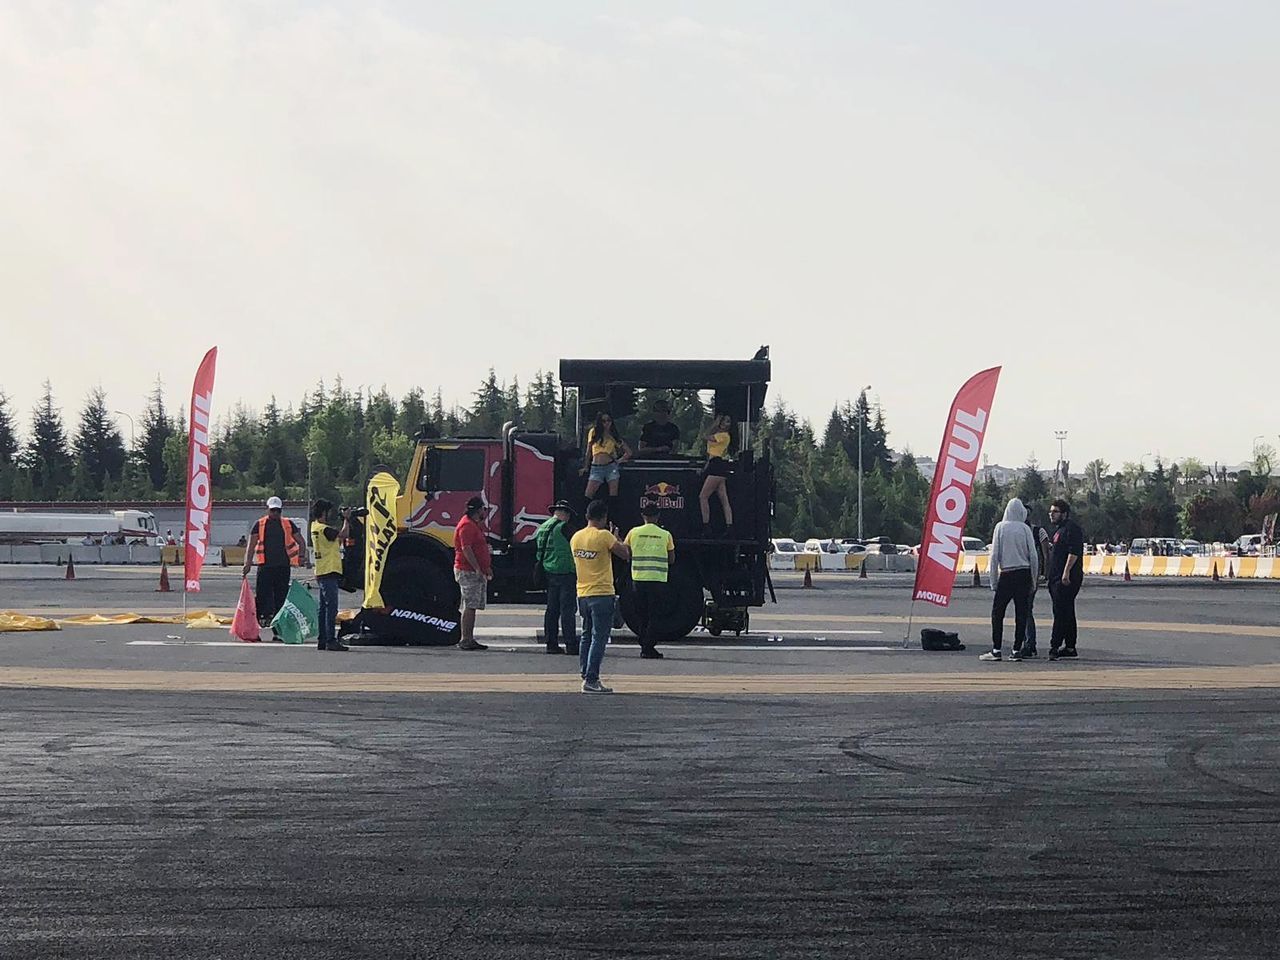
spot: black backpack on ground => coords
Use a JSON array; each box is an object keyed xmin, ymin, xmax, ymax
[{"xmin": 920, "ymin": 628, "xmax": 965, "ymax": 651}]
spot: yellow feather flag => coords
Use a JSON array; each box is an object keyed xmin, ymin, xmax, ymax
[{"xmin": 364, "ymin": 471, "xmax": 401, "ymax": 609}]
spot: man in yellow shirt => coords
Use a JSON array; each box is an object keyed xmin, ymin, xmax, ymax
[
  {"xmin": 625, "ymin": 502, "xmax": 675, "ymax": 659},
  {"xmin": 571, "ymin": 499, "xmax": 631, "ymax": 694},
  {"xmin": 309, "ymin": 499, "xmax": 350, "ymax": 652}
]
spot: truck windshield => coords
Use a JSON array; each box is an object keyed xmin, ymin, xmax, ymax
[{"xmin": 421, "ymin": 447, "xmax": 486, "ymax": 492}]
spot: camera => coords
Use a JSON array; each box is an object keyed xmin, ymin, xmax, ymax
[{"xmin": 341, "ymin": 506, "xmax": 369, "ymax": 519}]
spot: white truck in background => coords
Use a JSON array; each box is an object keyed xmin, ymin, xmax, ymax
[{"xmin": 0, "ymin": 509, "xmax": 160, "ymax": 545}]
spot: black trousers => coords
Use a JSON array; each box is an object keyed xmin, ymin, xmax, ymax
[
  {"xmin": 632, "ymin": 581, "xmax": 664, "ymax": 652},
  {"xmin": 991, "ymin": 568, "xmax": 1032, "ymax": 651},
  {"xmin": 256, "ymin": 566, "xmax": 291, "ymax": 627},
  {"xmin": 1049, "ymin": 579, "xmax": 1081, "ymax": 650}
]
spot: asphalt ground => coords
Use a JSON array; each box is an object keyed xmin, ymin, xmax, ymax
[{"xmin": 2, "ymin": 566, "xmax": 1279, "ymax": 958}]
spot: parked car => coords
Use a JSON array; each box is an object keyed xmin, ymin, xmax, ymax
[
  {"xmin": 835, "ymin": 541, "xmax": 867, "ymax": 554},
  {"xmin": 1180, "ymin": 539, "xmax": 1203, "ymax": 556},
  {"xmin": 1236, "ymin": 534, "xmax": 1263, "ymax": 556},
  {"xmin": 771, "ymin": 538, "xmax": 801, "ymax": 554},
  {"xmin": 803, "ymin": 538, "xmax": 841, "ymax": 554},
  {"xmin": 961, "ymin": 537, "xmax": 989, "ymax": 554}
]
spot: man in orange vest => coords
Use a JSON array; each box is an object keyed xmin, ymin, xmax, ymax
[{"xmin": 241, "ymin": 496, "xmax": 304, "ymax": 640}]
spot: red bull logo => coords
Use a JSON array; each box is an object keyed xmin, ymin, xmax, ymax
[{"xmin": 641, "ymin": 482, "xmax": 685, "ymax": 511}]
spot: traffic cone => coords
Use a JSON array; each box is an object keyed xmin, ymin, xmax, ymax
[
  {"xmin": 972, "ymin": 563, "xmax": 981, "ymax": 588},
  {"xmin": 1212, "ymin": 561, "xmax": 1220, "ymax": 582},
  {"xmin": 859, "ymin": 558, "xmax": 868, "ymax": 579},
  {"xmin": 802, "ymin": 568, "xmax": 814, "ymax": 589},
  {"xmin": 157, "ymin": 559, "xmax": 172, "ymax": 593},
  {"xmin": 65, "ymin": 555, "xmax": 76, "ymax": 580},
  {"xmin": 1123, "ymin": 561, "xmax": 1131, "ymax": 582}
]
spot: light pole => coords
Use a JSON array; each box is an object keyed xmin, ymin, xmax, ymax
[
  {"xmin": 1053, "ymin": 430, "xmax": 1068, "ymax": 490},
  {"xmin": 113, "ymin": 411, "xmax": 136, "ymax": 448},
  {"xmin": 305, "ymin": 453, "xmax": 316, "ymax": 560},
  {"xmin": 857, "ymin": 385, "xmax": 871, "ymax": 540}
]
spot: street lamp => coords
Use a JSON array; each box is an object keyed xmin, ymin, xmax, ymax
[
  {"xmin": 113, "ymin": 411, "xmax": 136, "ymax": 448},
  {"xmin": 857, "ymin": 385, "xmax": 871, "ymax": 540},
  {"xmin": 1053, "ymin": 430, "xmax": 1068, "ymax": 489},
  {"xmin": 305, "ymin": 453, "xmax": 316, "ymax": 559}
]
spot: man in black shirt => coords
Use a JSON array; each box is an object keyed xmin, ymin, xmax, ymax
[
  {"xmin": 1046, "ymin": 498, "xmax": 1085, "ymax": 660},
  {"xmin": 638, "ymin": 399, "xmax": 681, "ymax": 457},
  {"xmin": 241, "ymin": 496, "xmax": 304, "ymax": 639}
]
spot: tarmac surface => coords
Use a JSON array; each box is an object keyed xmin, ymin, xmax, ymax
[{"xmin": 2, "ymin": 566, "xmax": 1279, "ymax": 958}]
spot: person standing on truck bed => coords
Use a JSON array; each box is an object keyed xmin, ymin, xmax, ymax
[
  {"xmin": 454, "ymin": 496, "xmax": 492, "ymax": 652},
  {"xmin": 241, "ymin": 496, "xmax": 304, "ymax": 641},
  {"xmin": 572, "ymin": 499, "xmax": 631, "ymax": 694},
  {"xmin": 535, "ymin": 500, "xmax": 579, "ymax": 656},
  {"xmin": 581, "ymin": 412, "xmax": 632, "ymax": 501},
  {"xmin": 699, "ymin": 413, "xmax": 735, "ymax": 532},
  {"xmin": 625, "ymin": 502, "xmax": 675, "ymax": 659},
  {"xmin": 638, "ymin": 399, "xmax": 681, "ymax": 457}
]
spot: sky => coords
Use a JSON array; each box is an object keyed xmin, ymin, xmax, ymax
[{"xmin": 2, "ymin": 0, "xmax": 1277, "ymax": 471}]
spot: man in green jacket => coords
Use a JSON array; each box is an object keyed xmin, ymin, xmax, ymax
[
  {"xmin": 535, "ymin": 501, "xmax": 579, "ymax": 655},
  {"xmin": 624, "ymin": 502, "xmax": 676, "ymax": 659}
]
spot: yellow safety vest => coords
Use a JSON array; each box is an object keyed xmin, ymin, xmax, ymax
[
  {"xmin": 627, "ymin": 523, "xmax": 673, "ymax": 583},
  {"xmin": 311, "ymin": 521, "xmax": 342, "ymax": 577}
]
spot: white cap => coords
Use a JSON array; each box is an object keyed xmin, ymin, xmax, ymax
[{"xmin": 266, "ymin": 496, "xmax": 283, "ymax": 510}]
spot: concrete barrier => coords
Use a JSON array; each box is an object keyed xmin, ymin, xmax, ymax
[
  {"xmin": 39, "ymin": 543, "xmax": 72, "ymax": 564},
  {"xmin": 130, "ymin": 545, "xmax": 162, "ymax": 565},
  {"xmin": 71, "ymin": 546, "xmax": 101, "ymax": 564},
  {"xmin": 11, "ymin": 545, "xmax": 42, "ymax": 563},
  {"xmin": 101, "ymin": 545, "xmax": 131, "ymax": 564},
  {"xmin": 769, "ymin": 553, "xmax": 796, "ymax": 571},
  {"xmin": 0, "ymin": 546, "xmax": 11, "ymax": 563},
  {"xmin": 222, "ymin": 546, "xmax": 247, "ymax": 566}
]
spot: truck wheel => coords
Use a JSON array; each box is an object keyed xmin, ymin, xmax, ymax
[
  {"xmin": 619, "ymin": 567, "xmax": 704, "ymax": 641},
  {"xmin": 379, "ymin": 534, "xmax": 460, "ymax": 611}
]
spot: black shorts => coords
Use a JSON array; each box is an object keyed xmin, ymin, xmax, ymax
[{"xmin": 703, "ymin": 456, "xmax": 731, "ymax": 478}]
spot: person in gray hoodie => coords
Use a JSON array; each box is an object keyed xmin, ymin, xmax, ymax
[{"xmin": 980, "ymin": 498, "xmax": 1039, "ymax": 662}]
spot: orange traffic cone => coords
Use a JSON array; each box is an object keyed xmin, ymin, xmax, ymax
[
  {"xmin": 802, "ymin": 568, "xmax": 814, "ymax": 589},
  {"xmin": 1123, "ymin": 561, "xmax": 1131, "ymax": 582},
  {"xmin": 65, "ymin": 555, "xmax": 76, "ymax": 580},
  {"xmin": 157, "ymin": 559, "xmax": 172, "ymax": 593},
  {"xmin": 1212, "ymin": 561, "xmax": 1220, "ymax": 582}
]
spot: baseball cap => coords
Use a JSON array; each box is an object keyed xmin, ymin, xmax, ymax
[
  {"xmin": 550, "ymin": 500, "xmax": 574, "ymax": 515},
  {"xmin": 465, "ymin": 496, "xmax": 485, "ymax": 512},
  {"xmin": 266, "ymin": 496, "xmax": 283, "ymax": 510}
]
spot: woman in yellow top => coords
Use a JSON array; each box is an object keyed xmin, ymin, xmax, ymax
[
  {"xmin": 699, "ymin": 413, "xmax": 734, "ymax": 530},
  {"xmin": 582, "ymin": 411, "xmax": 633, "ymax": 499}
]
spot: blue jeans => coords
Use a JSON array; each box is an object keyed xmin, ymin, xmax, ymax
[
  {"xmin": 317, "ymin": 574, "xmax": 340, "ymax": 645},
  {"xmin": 545, "ymin": 573, "xmax": 578, "ymax": 646},
  {"xmin": 578, "ymin": 595, "xmax": 615, "ymax": 683}
]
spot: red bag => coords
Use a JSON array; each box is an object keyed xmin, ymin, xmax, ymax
[{"xmin": 230, "ymin": 577, "xmax": 261, "ymax": 642}]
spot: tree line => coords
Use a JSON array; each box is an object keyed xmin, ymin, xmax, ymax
[{"xmin": 0, "ymin": 377, "xmax": 1274, "ymax": 545}]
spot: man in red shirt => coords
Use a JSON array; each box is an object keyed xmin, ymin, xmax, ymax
[{"xmin": 454, "ymin": 496, "xmax": 492, "ymax": 651}]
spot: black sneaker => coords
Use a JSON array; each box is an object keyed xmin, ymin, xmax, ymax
[
  {"xmin": 1056, "ymin": 647, "xmax": 1079, "ymax": 659},
  {"xmin": 640, "ymin": 648, "xmax": 664, "ymax": 659},
  {"xmin": 545, "ymin": 644, "xmax": 565, "ymax": 655},
  {"xmin": 1019, "ymin": 648, "xmax": 1039, "ymax": 659},
  {"xmin": 457, "ymin": 640, "xmax": 488, "ymax": 651},
  {"xmin": 564, "ymin": 644, "xmax": 580, "ymax": 656},
  {"xmin": 324, "ymin": 640, "xmax": 350, "ymax": 652}
]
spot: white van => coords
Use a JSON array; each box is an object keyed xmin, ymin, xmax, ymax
[{"xmin": 1236, "ymin": 534, "xmax": 1263, "ymax": 556}]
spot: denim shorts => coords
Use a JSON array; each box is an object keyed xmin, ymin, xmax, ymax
[{"xmin": 589, "ymin": 461, "xmax": 621, "ymax": 484}]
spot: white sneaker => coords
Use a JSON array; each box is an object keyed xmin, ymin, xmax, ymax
[
  {"xmin": 582, "ymin": 679, "xmax": 614, "ymax": 694},
  {"xmin": 978, "ymin": 650, "xmax": 1002, "ymax": 661}
]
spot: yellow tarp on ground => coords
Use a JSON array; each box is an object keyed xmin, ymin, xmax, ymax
[
  {"xmin": 0, "ymin": 611, "xmax": 61, "ymax": 632},
  {"xmin": 57, "ymin": 611, "xmax": 233, "ymax": 628}
]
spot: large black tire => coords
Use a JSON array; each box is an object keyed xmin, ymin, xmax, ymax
[
  {"xmin": 378, "ymin": 533, "xmax": 461, "ymax": 611},
  {"xmin": 618, "ymin": 565, "xmax": 704, "ymax": 641}
]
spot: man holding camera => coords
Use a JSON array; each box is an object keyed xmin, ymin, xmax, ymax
[{"xmin": 310, "ymin": 499, "xmax": 351, "ymax": 652}]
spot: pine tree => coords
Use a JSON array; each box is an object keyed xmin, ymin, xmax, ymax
[
  {"xmin": 138, "ymin": 376, "xmax": 174, "ymax": 491},
  {"xmin": 469, "ymin": 369, "xmax": 506, "ymax": 436},
  {"xmin": 0, "ymin": 391, "xmax": 18, "ymax": 465},
  {"xmin": 397, "ymin": 388, "xmax": 429, "ymax": 436},
  {"xmin": 72, "ymin": 387, "xmax": 128, "ymax": 495},
  {"xmin": 24, "ymin": 381, "xmax": 73, "ymax": 499}
]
